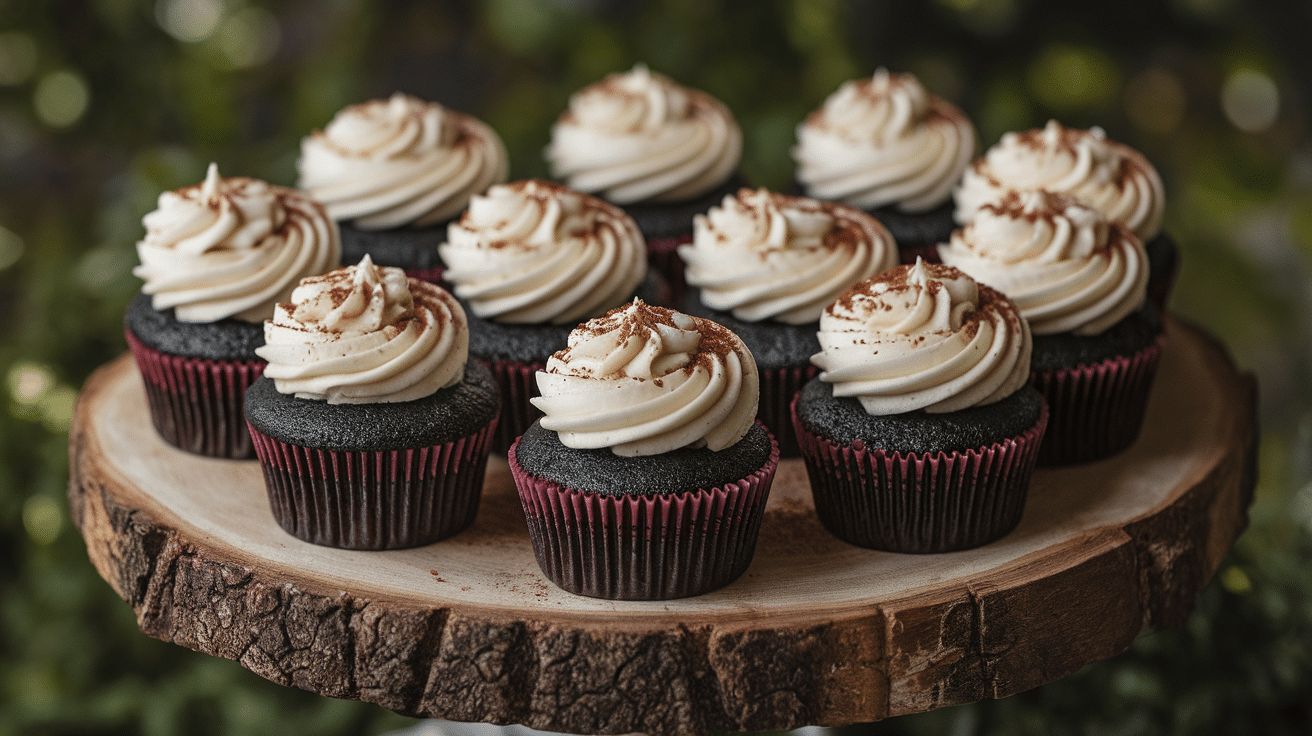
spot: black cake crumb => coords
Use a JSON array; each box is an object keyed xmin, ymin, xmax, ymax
[
  {"xmin": 243, "ymin": 361, "xmax": 500, "ymax": 452},
  {"xmin": 339, "ymin": 219, "xmax": 448, "ymax": 271},
  {"xmin": 1030, "ymin": 304, "xmax": 1163, "ymax": 373},
  {"xmin": 680, "ymin": 290, "xmax": 819, "ymax": 371},
  {"xmin": 514, "ymin": 420, "xmax": 773, "ymax": 497},
  {"xmin": 795, "ymin": 378, "xmax": 1045, "ymax": 454},
  {"xmin": 125, "ymin": 292, "xmax": 265, "ymax": 362}
]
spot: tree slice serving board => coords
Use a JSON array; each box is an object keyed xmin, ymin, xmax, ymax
[{"xmin": 68, "ymin": 318, "xmax": 1257, "ymax": 736}]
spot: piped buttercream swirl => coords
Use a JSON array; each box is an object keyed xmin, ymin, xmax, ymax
[
  {"xmin": 531, "ymin": 299, "xmax": 759, "ymax": 457},
  {"xmin": 298, "ymin": 93, "xmax": 509, "ymax": 230},
  {"xmin": 545, "ymin": 63, "xmax": 742, "ymax": 205},
  {"xmin": 938, "ymin": 190, "xmax": 1148, "ymax": 335},
  {"xmin": 256, "ymin": 256, "xmax": 467, "ymax": 404},
  {"xmin": 954, "ymin": 120, "xmax": 1165, "ymax": 241},
  {"xmin": 438, "ymin": 180, "xmax": 646, "ymax": 325},
  {"xmin": 679, "ymin": 188, "xmax": 898, "ymax": 324},
  {"xmin": 813, "ymin": 260, "xmax": 1031, "ymax": 415},
  {"xmin": 134, "ymin": 163, "xmax": 340, "ymax": 323},
  {"xmin": 793, "ymin": 68, "xmax": 976, "ymax": 213}
]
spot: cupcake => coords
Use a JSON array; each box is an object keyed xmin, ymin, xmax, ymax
[
  {"xmin": 545, "ymin": 63, "xmax": 744, "ymax": 299},
  {"xmin": 678, "ymin": 187, "xmax": 898, "ymax": 456},
  {"xmin": 793, "ymin": 68, "xmax": 976, "ymax": 264},
  {"xmin": 126, "ymin": 163, "xmax": 339, "ymax": 458},
  {"xmin": 438, "ymin": 179, "xmax": 652, "ymax": 452},
  {"xmin": 244, "ymin": 256, "xmax": 499, "ymax": 549},
  {"xmin": 939, "ymin": 190, "xmax": 1163, "ymax": 465},
  {"xmin": 510, "ymin": 299, "xmax": 779, "ymax": 600},
  {"xmin": 953, "ymin": 120, "xmax": 1176, "ymax": 310},
  {"xmin": 793, "ymin": 261, "xmax": 1046, "ymax": 553},
  {"xmin": 297, "ymin": 92, "xmax": 509, "ymax": 283}
]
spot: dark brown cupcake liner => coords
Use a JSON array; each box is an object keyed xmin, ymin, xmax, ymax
[
  {"xmin": 126, "ymin": 330, "xmax": 263, "ymax": 459},
  {"xmin": 508, "ymin": 429, "xmax": 780, "ymax": 600},
  {"xmin": 791, "ymin": 396, "xmax": 1048, "ymax": 553},
  {"xmin": 1032, "ymin": 331, "xmax": 1166, "ymax": 467},
  {"xmin": 758, "ymin": 364, "xmax": 819, "ymax": 459},
  {"xmin": 479, "ymin": 358, "xmax": 545, "ymax": 454},
  {"xmin": 647, "ymin": 234, "xmax": 693, "ymax": 306},
  {"xmin": 247, "ymin": 417, "xmax": 496, "ymax": 550}
]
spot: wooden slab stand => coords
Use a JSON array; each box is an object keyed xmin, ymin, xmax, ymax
[{"xmin": 68, "ymin": 318, "xmax": 1257, "ymax": 736}]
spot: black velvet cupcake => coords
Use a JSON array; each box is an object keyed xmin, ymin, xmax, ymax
[
  {"xmin": 793, "ymin": 262, "xmax": 1045, "ymax": 553},
  {"xmin": 792, "ymin": 69, "xmax": 976, "ymax": 265},
  {"xmin": 297, "ymin": 93, "xmax": 509, "ymax": 284},
  {"xmin": 545, "ymin": 64, "xmax": 744, "ymax": 303},
  {"xmin": 246, "ymin": 259, "xmax": 498, "ymax": 549},
  {"xmin": 938, "ymin": 190, "xmax": 1164, "ymax": 466},
  {"xmin": 128, "ymin": 163, "xmax": 340, "ymax": 459},
  {"xmin": 675, "ymin": 189, "xmax": 898, "ymax": 456},
  {"xmin": 439, "ymin": 180, "xmax": 652, "ymax": 453},
  {"xmin": 510, "ymin": 300, "xmax": 778, "ymax": 600}
]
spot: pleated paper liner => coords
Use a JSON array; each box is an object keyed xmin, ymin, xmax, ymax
[
  {"xmin": 646, "ymin": 233, "xmax": 693, "ymax": 306},
  {"xmin": 509, "ymin": 428, "xmax": 780, "ymax": 600},
  {"xmin": 126, "ymin": 330, "xmax": 263, "ymax": 459},
  {"xmin": 480, "ymin": 358, "xmax": 546, "ymax": 454},
  {"xmin": 758, "ymin": 364, "xmax": 818, "ymax": 459},
  {"xmin": 247, "ymin": 418, "xmax": 497, "ymax": 550},
  {"xmin": 1032, "ymin": 331, "xmax": 1166, "ymax": 467},
  {"xmin": 791, "ymin": 396, "xmax": 1048, "ymax": 554}
]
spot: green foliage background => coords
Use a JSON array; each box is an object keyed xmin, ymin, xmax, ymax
[{"xmin": 1, "ymin": 1, "xmax": 1310, "ymax": 734}]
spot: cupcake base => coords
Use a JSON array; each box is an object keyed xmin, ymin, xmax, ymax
[
  {"xmin": 510, "ymin": 421, "xmax": 779, "ymax": 600},
  {"xmin": 123, "ymin": 296, "xmax": 266, "ymax": 460},
  {"xmin": 243, "ymin": 363, "xmax": 500, "ymax": 549},
  {"xmin": 792, "ymin": 383, "xmax": 1047, "ymax": 553}
]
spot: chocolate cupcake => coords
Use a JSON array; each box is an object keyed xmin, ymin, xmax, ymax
[
  {"xmin": 793, "ymin": 261, "xmax": 1046, "ymax": 553},
  {"xmin": 438, "ymin": 179, "xmax": 650, "ymax": 452},
  {"xmin": 298, "ymin": 93, "xmax": 509, "ymax": 283},
  {"xmin": 792, "ymin": 68, "xmax": 976, "ymax": 264},
  {"xmin": 511, "ymin": 299, "xmax": 778, "ymax": 600},
  {"xmin": 939, "ymin": 190, "xmax": 1163, "ymax": 465},
  {"xmin": 127, "ymin": 163, "xmax": 340, "ymax": 458},
  {"xmin": 245, "ymin": 257, "xmax": 498, "ymax": 549},
  {"xmin": 678, "ymin": 187, "xmax": 898, "ymax": 456},
  {"xmin": 545, "ymin": 63, "xmax": 744, "ymax": 300},
  {"xmin": 954, "ymin": 120, "xmax": 1176, "ymax": 310}
]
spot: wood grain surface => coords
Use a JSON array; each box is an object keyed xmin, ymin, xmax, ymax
[{"xmin": 68, "ymin": 318, "xmax": 1257, "ymax": 736}]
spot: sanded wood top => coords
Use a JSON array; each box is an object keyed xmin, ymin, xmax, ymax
[{"xmin": 68, "ymin": 317, "xmax": 1257, "ymax": 736}]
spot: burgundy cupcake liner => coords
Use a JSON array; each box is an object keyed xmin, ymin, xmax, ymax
[
  {"xmin": 480, "ymin": 358, "xmax": 546, "ymax": 454},
  {"xmin": 1031, "ymin": 332, "xmax": 1166, "ymax": 467},
  {"xmin": 758, "ymin": 364, "xmax": 819, "ymax": 458},
  {"xmin": 897, "ymin": 242, "xmax": 943, "ymax": 266},
  {"xmin": 126, "ymin": 330, "xmax": 263, "ymax": 459},
  {"xmin": 404, "ymin": 266, "xmax": 446, "ymax": 285},
  {"xmin": 247, "ymin": 418, "xmax": 497, "ymax": 550},
  {"xmin": 508, "ymin": 430, "xmax": 780, "ymax": 600},
  {"xmin": 647, "ymin": 234, "xmax": 693, "ymax": 306},
  {"xmin": 791, "ymin": 397, "xmax": 1048, "ymax": 553}
]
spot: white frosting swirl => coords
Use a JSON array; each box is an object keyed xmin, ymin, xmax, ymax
[
  {"xmin": 813, "ymin": 260, "xmax": 1031, "ymax": 415},
  {"xmin": 939, "ymin": 191, "xmax": 1148, "ymax": 336},
  {"xmin": 679, "ymin": 188, "xmax": 898, "ymax": 324},
  {"xmin": 438, "ymin": 180, "xmax": 646, "ymax": 325},
  {"xmin": 298, "ymin": 93, "xmax": 509, "ymax": 230},
  {"xmin": 256, "ymin": 256, "xmax": 467, "ymax": 404},
  {"xmin": 545, "ymin": 63, "xmax": 742, "ymax": 204},
  {"xmin": 135, "ymin": 163, "xmax": 340, "ymax": 323},
  {"xmin": 531, "ymin": 299, "xmax": 759, "ymax": 457},
  {"xmin": 955, "ymin": 120, "xmax": 1165, "ymax": 241},
  {"xmin": 793, "ymin": 69, "xmax": 976, "ymax": 213}
]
